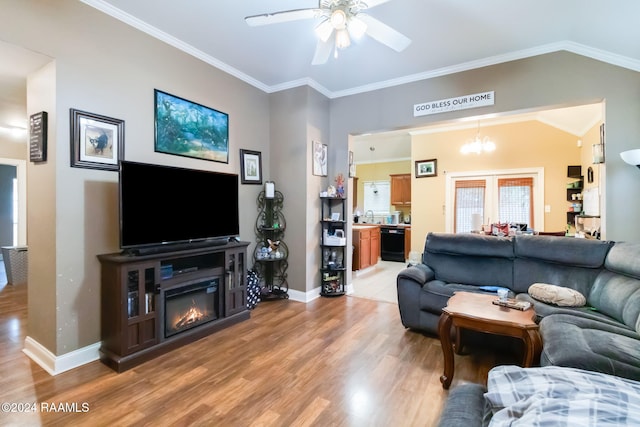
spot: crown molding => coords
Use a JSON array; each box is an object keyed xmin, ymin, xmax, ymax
[{"xmin": 81, "ymin": 1, "xmax": 640, "ymax": 100}]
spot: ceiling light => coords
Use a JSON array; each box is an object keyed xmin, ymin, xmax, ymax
[
  {"xmin": 461, "ymin": 122, "xmax": 496, "ymax": 155},
  {"xmin": 330, "ymin": 9, "xmax": 347, "ymax": 29},
  {"xmin": 335, "ymin": 28, "xmax": 351, "ymax": 49},
  {"xmin": 0, "ymin": 125, "xmax": 27, "ymax": 138},
  {"xmin": 620, "ymin": 149, "xmax": 640, "ymax": 169}
]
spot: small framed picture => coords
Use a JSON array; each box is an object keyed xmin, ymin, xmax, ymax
[
  {"xmin": 331, "ymin": 212, "xmax": 340, "ymax": 221},
  {"xmin": 240, "ymin": 149, "xmax": 262, "ymax": 184},
  {"xmin": 415, "ymin": 158, "xmax": 437, "ymax": 178},
  {"xmin": 312, "ymin": 140, "xmax": 328, "ymax": 176},
  {"xmin": 70, "ymin": 109, "xmax": 124, "ymax": 171}
]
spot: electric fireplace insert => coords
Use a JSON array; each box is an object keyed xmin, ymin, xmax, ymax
[{"xmin": 163, "ymin": 277, "xmax": 221, "ymax": 338}]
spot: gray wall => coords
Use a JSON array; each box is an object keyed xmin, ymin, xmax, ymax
[
  {"xmin": 330, "ymin": 52, "xmax": 640, "ymax": 244},
  {"xmin": 269, "ymin": 86, "xmax": 330, "ymax": 296},
  {"xmin": 1, "ymin": 0, "xmax": 270, "ymax": 355}
]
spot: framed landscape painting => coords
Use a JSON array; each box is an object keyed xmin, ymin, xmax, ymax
[{"xmin": 154, "ymin": 89, "xmax": 229, "ymax": 163}]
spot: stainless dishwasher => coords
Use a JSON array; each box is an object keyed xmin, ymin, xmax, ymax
[{"xmin": 380, "ymin": 226, "xmax": 405, "ymax": 262}]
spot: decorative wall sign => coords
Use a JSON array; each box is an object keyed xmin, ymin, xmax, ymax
[
  {"xmin": 70, "ymin": 109, "xmax": 124, "ymax": 171},
  {"xmin": 29, "ymin": 111, "xmax": 48, "ymax": 162},
  {"xmin": 413, "ymin": 91, "xmax": 495, "ymax": 117},
  {"xmin": 155, "ymin": 89, "xmax": 229, "ymax": 163}
]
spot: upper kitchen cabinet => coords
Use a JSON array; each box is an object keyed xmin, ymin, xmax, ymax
[{"xmin": 390, "ymin": 174, "xmax": 411, "ymax": 206}]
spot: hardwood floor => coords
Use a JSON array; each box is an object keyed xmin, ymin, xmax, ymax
[
  {"xmin": 0, "ymin": 273, "xmax": 515, "ymax": 426},
  {"xmin": 351, "ymin": 260, "xmax": 405, "ymax": 303}
]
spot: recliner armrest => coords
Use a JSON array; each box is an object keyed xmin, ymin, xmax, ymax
[{"xmin": 397, "ymin": 263, "xmax": 434, "ymax": 285}]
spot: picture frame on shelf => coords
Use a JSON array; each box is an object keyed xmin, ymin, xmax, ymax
[
  {"xmin": 415, "ymin": 158, "xmax": 438, "ymax": 178},
  {"xmin": 312, "ymin": 140, "xmax": 328, "ymax": 176},
  {"xmin": 240, "ymin": 149, "xmax": 262, "ymax": 184},
  {"xmin": 154, "ymin": 89, "xmax": 229, "ymax": 163},
  {"xmin": 70, "ymin": 108, "xmax": 124, "ymax": 171}
]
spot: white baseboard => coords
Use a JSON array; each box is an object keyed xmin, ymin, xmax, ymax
[
  {"xmin": 23, "ymin": 336, "xmax": 101, "ymax": 376},
  {"xmin": 286, "ymin": 283, "xmax": 353, "ymax": 302},
  {"xmin": 286, "ymin": 287, "xmax": 320, "ymax": 302}
]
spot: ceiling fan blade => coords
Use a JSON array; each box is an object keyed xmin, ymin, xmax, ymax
[
  {"xmin": 245, "ymin": 8, "xmax": 319, "ymax": 26},
  {"xmin": 312, "ymin": 38, "xmax": 334, "ymax": 65},
  {"xmin": 358, "ymin": 14, "xmax": 411, "ymax": 52},
  {"xmin": 361, "ymin": 0, "xmax": 394, "ymax": 9}
]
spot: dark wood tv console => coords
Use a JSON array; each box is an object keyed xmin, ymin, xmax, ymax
[{"xmin": 97, "ymin": 241, "xmax": 250, "ymax": 372}]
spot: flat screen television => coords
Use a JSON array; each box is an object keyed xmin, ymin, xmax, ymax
[{"xmin": 119, "ymin": 160, "xmax": 239, "ymax": 252}]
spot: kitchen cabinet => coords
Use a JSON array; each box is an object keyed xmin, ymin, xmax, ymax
[
  {"xmin": 390, "ymin": 174, "xmax": 411, "ymax": 205},
  {"xmin": 404, "ymin": 227, "xmax": 411, "ymax": 260},
  {"xmin": 352, "ymin": 177, "xmax": 358, "ymax": 210},
  {"xmin": 352, "ymin": 226, "xmax": 380, "ymax": 271}
]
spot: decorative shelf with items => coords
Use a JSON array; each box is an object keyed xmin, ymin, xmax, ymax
[
  {"xmin": 320, "ymin": 176, "xmax": 347, "ymax": 297},
  {"xmin": 253, "ymin": 182, "xmax": 289, "ymax": 300},
  {"xmin": 566, "ymin": 165, "xmax": 583, "ymax": 226}
]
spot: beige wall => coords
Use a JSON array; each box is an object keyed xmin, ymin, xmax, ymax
[
  {"xmin": 0, "ymin": 138, "xmax": 27, "ymax": 160},
  {"xmin": 409, "ymin": 120, "xmax": 581, "ymax": 250},
  {"xmin": 354, "ymin": 121, "xmax": 587, "ymax": 253}
]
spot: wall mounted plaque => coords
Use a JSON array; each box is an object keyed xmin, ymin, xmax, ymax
[{"xmin": 29, "ymin": 111, "xmax": 48, "ymax": 162}]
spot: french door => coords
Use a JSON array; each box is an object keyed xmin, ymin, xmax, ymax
[{"xmin": 445, "ymin": 168, "xmax": 544, "ymax": 233}]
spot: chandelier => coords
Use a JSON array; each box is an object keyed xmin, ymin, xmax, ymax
[{"xmin": 461, "ymin": 122, "xmax": 496, "ymax": 155}]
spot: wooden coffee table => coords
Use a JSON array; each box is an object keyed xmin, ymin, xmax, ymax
[{"xmin": 438, "ymin": 291, "xmax": 542, "ymax": 389}]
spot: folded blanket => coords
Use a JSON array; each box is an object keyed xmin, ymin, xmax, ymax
[{"xmin": 485, "ymin": 365, "xmax": 640, "ymax": 426}]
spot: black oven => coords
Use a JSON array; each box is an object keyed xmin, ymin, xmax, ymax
[{"xmin": 380, "ymin": 226, "xmax": 405, "ymax": 262}]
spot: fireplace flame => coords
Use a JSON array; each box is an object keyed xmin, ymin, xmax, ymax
[{"xmin": 173, "ymin": 299, "xmax": 209, "ymax": 330}]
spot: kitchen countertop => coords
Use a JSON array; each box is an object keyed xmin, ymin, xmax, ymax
[
  {"xmin": 352, "ymin": 224, "xmax": 380, "ymax": 229},
  {"xmin": 353, "ymin": 223, "xmax": 411, "ymax": 228}
]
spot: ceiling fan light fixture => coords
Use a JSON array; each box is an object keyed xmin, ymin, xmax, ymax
[
  {"xmin": 335, "ymin": 28, "xmax": 351, "ymax": 49},
  {"xmin": 330, "ymin": 9, "xmax": 347, "ymax": 29}
]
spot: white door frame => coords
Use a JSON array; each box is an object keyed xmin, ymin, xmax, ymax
[
  {"xmin": 445, "ymin": 167, "xmax": 545, "ymax": 233},
  {"xmin": 0, "ymin": 157, "xmax": 27, "ymax": 246}
]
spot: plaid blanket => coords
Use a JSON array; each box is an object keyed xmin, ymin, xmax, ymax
[{"xmin": 485, "ymin": 365, "xmax": 640, "ymax": 426}]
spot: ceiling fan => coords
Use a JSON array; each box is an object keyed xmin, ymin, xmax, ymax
[{"xmin": 245, "ymin": 0, "xmax": 411, "ymax": 65}]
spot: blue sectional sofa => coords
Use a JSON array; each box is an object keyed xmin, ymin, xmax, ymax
[{"xmin": 396, "ymin": 232, "xmax": 640, "ymax": 381}]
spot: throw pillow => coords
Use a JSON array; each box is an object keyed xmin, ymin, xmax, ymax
[{"xmin": 528, "ymin": 283, "xmax": 586, "ymax": 307}]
